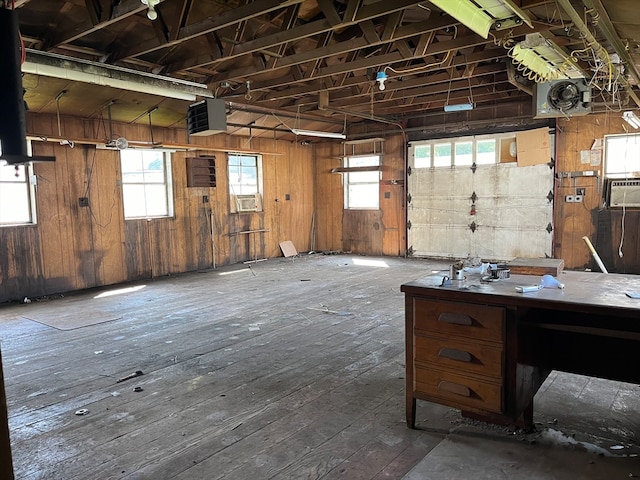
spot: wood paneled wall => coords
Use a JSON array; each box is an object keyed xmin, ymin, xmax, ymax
[
  {"xmin": 555, "ymin": 112, "xmax": 639, "ymax": 272},
  {"xmin": 314, "ymin": 134, "xmax": 406, "ymax": 256},
  {"xmin": 0, "ymin": 113, "xmax": 314, "ymax": 303},
  {"xmin": 3, "ymin": 110, "xmax": 635, "ymax": 303}
]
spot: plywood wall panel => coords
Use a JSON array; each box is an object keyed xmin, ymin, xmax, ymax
[{"xmin": 554, "ymin": 112, "xmax": 638, "ymax": 272}]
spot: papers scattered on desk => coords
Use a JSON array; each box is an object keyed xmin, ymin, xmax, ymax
[{"xmin": 625, "ymin": 291, "xmax": 640, "ymax": 299}]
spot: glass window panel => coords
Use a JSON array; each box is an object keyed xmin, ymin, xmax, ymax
[
  {"xmin": 0, "ymin": 183, "xmax": 31, "ymax": 223},
  {"xmin": 605, "ymin": 135, "xmax": 640, "ymax": 176},
  {"xmin": 0, "ymin": 163, "xmax": 26, "ymax": 182},
  {"xmin": 414, "ymin": 145, "xmax": 431, "ymax": 168},
  {"xmin": 454, "ymin": 141, "xmax": 473, "ymax": 166},
  {"xmin": 144, "ymin": 184, "xmax": 169, "ymax": 217},
  {"xmin": 476, "ymin": 139, "xmax": 496, "ymax": 165},
  {"xmin": 344, "ymin": 154, "xmax": 380, "ymax": 209},
  {"xmin": 1, "ymin": 161, "xmax": 34, "ymax": 225},
  {"xmin": 350, "ymin": 155, "xmax": 379, "ymax": 167},
  {"xmin": 121, "ymin": 150, "xmax": 173, "ymax": 218},
  {"xmin": 349, "ymin": 171, "xmax": 380, "ymax": 183},
  {"xmin": 433, "ymin": 143, "xmax": 452, "ymax": 167},
  {"xmin": 348, "ymin": 184, "xmax": 379, "ymax": 209},
  {"xmin": 228, "ymin": 154, "xmax": 262, "ymax": 207}
]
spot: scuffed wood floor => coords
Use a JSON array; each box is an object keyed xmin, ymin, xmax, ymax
[
  {"xmin": 1, "ymin": 254, "xmax": 639, "ymax": 479},
  {"xmin": 1, "ymin": 255, "xmax": 449, "ymax": 479}
]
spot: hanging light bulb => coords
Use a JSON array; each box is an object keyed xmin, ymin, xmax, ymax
[
  {"xmin": 147, "ymin": 5, "xmax": 158, "ymax": 20},
  {"xmin": 376, "ymin": 71, "xmax": 388, "ymax": 91},
  {"xmin": 140, "ymin": 0, "xmax": 159, "ymax": 20}
]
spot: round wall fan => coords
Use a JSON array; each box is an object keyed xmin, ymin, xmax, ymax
[{"xmin": 547, "ymin": 81, "xmax": 581, "ymax": 111}]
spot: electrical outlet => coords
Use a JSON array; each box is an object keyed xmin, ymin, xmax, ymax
[
  {"xmin": 574, "ymin": 194, "xmax": 583, "ymax": 203},
  {"xmin": 565, "ymin": 195, "xmax": 575, "ymax": 202},
  {"xmin": 78, "ymin": 197, "xmax": 89, "ymax": 207}
]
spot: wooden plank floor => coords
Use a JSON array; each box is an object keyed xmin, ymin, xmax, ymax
[{"xmin": 1, "ymin": 254, "xmax": 639, "ymax": 479}]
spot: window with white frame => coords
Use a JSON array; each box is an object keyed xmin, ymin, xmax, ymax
[
  {"xmin": 0, "ymin": 142, "xmax": 37, "ymax": 225},
  {"xmin": 604, "ymin": 133, "xmax": 640, "ymax": 178},
  {"xmin": 228, "ymin": 154, "xmax": 263, "ymax": 212},
  {"xmin": 411, "ymin": 135, "xmax": 499, "ymax": 168},
  {"xmin": 120, "ymin": 149, "xmax": 174, "ymax": 219},
  {"xmin": 344, "ymin": 155, "xmax": 380, "ymax": 209}
]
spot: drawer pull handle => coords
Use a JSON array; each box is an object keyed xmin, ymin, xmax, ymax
[
  {"xmin": 438, "ymin": 312, "xmax": 472, "ymax": 326},
  {"xmin": 438, "ymin": 347, "xmax": 472, "ymax": 363},
  {"xmin": 438, "ymin": 380, "xmax": 471, "ymax": 397}
]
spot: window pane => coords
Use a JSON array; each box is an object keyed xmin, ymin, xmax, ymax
[
  {"xmin": 433, "ymin": 143, "xmax": 451, "ymax": 167},
  {"xmin": 349, "ymin": 155, "xmax": 379, "ymax": 167},
  {"xmin": 454, "ymin": 141, "xmax": 473, "ymax": 166},
  {"xmin": 414, "ymin": 145, "xmax": 431, "ymax": 168},
  {"xmin": 348, "ymin": 184, "xmax": 379, "ymax": 209},
  {"xmin": 1, "ymin": 162, "xmax": 33, "ymax": 225},
  {"xmin": 0, "ymin": 182, "xmax": 31, "ymax": 223},
  {"xmin": 476, "ymin": 139, "xmax": 496, "ymax": 165},
  {"xmin": 349, "ymin": 171, "xmax": 379, "ymax": 183},
  {"xmin": 606, "ymin": 135, "xmax": 640, "ymax": 176},
  {"xmin": 0, "ymin": 163, "xmax": 26, "ymax": 182},
  {"xmin": 144, "ymin": 184, "xmax": 169, "ymax": 216},
  {"xmin": 121, "ymin": 150, "xmax": 172, "ymax": 218},
  {"xmin": 228, "ymin": 154, "xmax": 261, "ymax": 208}
]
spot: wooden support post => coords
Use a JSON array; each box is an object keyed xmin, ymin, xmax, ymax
[{"xmin": 0, "ymin": 347, "xmax": 14, "ymax": 480}]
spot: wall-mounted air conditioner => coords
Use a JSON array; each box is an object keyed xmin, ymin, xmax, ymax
[
  {"xmin": 610, "ymin": 179, "xmax": 640, "ymax": 207},
  {"xmin": 236, "ymin": 194, "xmax": 258, "ymax": 212}
]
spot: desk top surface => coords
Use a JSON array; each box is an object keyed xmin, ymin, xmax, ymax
[{"xmin": 401, "ymin": 270, "xmax": 640, "ymax": 318}]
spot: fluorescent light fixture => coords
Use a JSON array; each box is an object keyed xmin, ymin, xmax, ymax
[
  {"xmin": 623, "ymin": 111, "xmax": 640, "ymax": 129},
  {"xmin": 429, "ymin": 0, "xmax": 532, "ymax": 39},
  {"xmin": 511, "ymin": 33, "xmax": 584, "ymax": 81},
  {"xmin": 291, "ymin": 129, "xmax": 346, "ymax": 139},
  {"xmin": 444, "ymin": 103, "xmax": 474, "ymax": 112}
]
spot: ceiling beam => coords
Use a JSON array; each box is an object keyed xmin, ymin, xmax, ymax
[
  {"xmin": 168, "ymin": 0, "xmax": 433, "ymax": 73},
  {"xmin": 112, "ymin": 0, "xmax": 306, "ymax": 62},
  {"xmin": 44, "ymin": 0, "xmax": 158, "ymax": 50},
  {"xmin": 22, "ymin": 49, "xmax": 213, "ymax": 101}
]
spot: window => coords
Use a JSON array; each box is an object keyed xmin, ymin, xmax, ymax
[
  {"xmin": 454, "ymin": 141, "xmax": 473, "ymax": 166},
  {"xmin": 411, "ymin": 135, "xmax": 501, "ymax": 169},
  {"xmin": 413, "ymin": 144, "xmax": 431, "ymax": 168},
  {"xmin": 228, "ymin": 154, "xmax": 263, "ymax": 213},
  {"xmin": 0, "ymin": 143, "xmax": 37, "ymax": 225},
  {"xmin": 604, "ymin": 133, "xmax": 640, "ymax": 178},
  {"xmin": 120, "ymin": 149, "xmax": 174, "ymax": 219},
  {"xmin": 433, "ymin": 143, "xmax": 452, "ymax": 167},
  {"xmin": 344, "ymin": 155, "xmax": 380, "ymax": 209},
  {"xmin": 476, "ymin": 139, "xmax": 497, "ymax": 164}
]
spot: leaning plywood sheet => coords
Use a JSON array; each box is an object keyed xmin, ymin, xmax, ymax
[{"xmin": 279, "ymin": 240, "xmax": 298, "ymax": 257}]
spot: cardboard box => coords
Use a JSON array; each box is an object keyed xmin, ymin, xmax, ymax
[{"xmin": 516, "ymin": 127, "xmax": 551, "ymax": 167}]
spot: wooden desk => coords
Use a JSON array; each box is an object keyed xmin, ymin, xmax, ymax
[{"xmin": 401, "ymin": 271, "xmax": 640, "ymax": 429}]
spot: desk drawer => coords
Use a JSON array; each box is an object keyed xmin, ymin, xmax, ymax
[
  {"xmin": 414, "ymin": 335, "xmax": 503, "ymax": 379},
  {"xmin": 413, "ymin": 299, "xmax": 504, "ymax": 343},
  {"xmin": 415, "ymin": 365, "xmax": 503, "ymax": 413}
]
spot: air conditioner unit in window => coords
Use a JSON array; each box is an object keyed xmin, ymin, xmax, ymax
[
  {"xmin": 236, "ymin": 194, "xmax": 258, "ymax": 212},
  {"xmin": 610, "ymin": 179, "xmax": 640, "ymax": 207}
]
